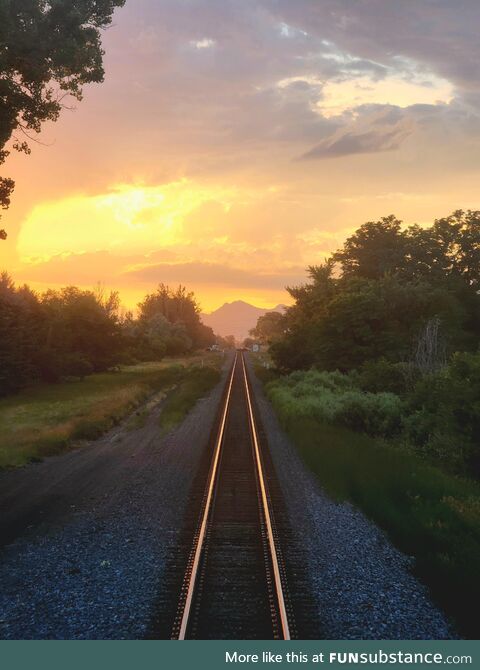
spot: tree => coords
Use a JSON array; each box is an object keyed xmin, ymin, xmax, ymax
[
  {"xmin": 41, "ymin": 285, "xmax": 121, "ymax": 374},
  {"xmin": 414, "ymin": 318, "xmax": 446, "ymax": 374},
  {"xmin": 333, "ymin": 215, "xmax": 406, "ymax": 279},
  {"xmin": 224, "ymin": 335, "xmax": 236, "ymax": 349},
  {"xmin": 429, "ymin": 210, "xmax": 480, "ymax": 290},
  {"xmin": 0, "ymin": 0, "xmax": 126, "ymax": 238},
  {"xmin": 139, "ymin": 284, "xmax": 199, "ymax": 327},
  {"xmin": 316, "ymin": 277, "xmax": 464, "ymax": 371},
  {"xmin": 242, "ymin": 337, "xmax": 255, "ymax": 350},
  {"xmin": 138, "ymin": 284, "xmax": 214, "ymax": 352},
  {"xmin": 334, "ymin": 210, "xmax": 480, "ymax": 290},
  {"xmin": 250, "ymin": 311, "xmax": 285, "ymax": 345},
  {"xmin": 215, "ymin": 334, "xmax": 236, "ymax": 350},
  {"xmin": 0, "ymin": 272, "xmax": 44, "ymax": 393},
  {"xmin": 271, "ymin": 212, "xmax": 480, "ymax": 373}
]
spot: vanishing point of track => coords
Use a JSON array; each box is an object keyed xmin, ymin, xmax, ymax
[{"xmin": 171, "ymin": 352, "xmax": 293, "ymax": 640}]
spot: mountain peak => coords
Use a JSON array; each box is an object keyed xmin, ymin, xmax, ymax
[
  {"xmin": 214, "ymin": 300, "xmax": 253, "ymax": 311},
  {"xmin": 201, "ymin": 301, "xmax": 286, "ymax": 340}
]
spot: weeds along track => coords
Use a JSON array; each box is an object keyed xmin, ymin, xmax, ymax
[{"xmin": 170, "ymin": 352, "xmax": 294, "ymax": 640}]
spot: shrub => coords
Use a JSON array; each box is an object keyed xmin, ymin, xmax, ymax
[
  {"xmin": 406, "ymin": 351, "xmax": 480, "ymax": 476},
  {"xmin": 266, "ymin": 370, "xmax": 403, "ymax": 438},
  {"xmin": 356, "ymin": 358, "xmax": 415, "ymax": 395},
  {"xmin": 62, "ymin": 353, "xmax": 94, "ymax": 379}
]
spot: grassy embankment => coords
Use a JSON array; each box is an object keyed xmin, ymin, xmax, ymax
[
  {"xmin": 158, "ymin": 365, "xmax": 221, "ymax": 434},
  {"xmin": 0, "ymin": 353, "xmax": 223, "ymax": 469},
  {"xmin": 255, "ymin": 359, "xmax": 480, "ymax": 637}
]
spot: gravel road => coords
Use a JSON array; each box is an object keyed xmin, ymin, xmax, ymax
[{"xmin": 0, "ymin": 354, "xmax": 455, "ymax": 639}]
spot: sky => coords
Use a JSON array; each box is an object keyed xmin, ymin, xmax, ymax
[{"xmin": 1, "ymin": 0, "xmax": 480, "ymax": 312}]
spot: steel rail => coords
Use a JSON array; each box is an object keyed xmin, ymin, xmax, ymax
[
  {"xmin": 176, "ymin": 352, "xmax": 237, "ymax": 640},
  {"xmin": 241, "ymin": 353, "xmax": 291, "ymax": 641},
  {"xmin": 174, "ymin": 351, "xmax": 291, "ymax": 640}
]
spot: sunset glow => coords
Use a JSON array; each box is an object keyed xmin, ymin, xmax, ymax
[
  {"xmin": 17, "ymin": 181, "xmax": 238, "ymax": 261},
  {"xmin": 1, "ymin": 0, "xmax": 479, "ymax": 312}
]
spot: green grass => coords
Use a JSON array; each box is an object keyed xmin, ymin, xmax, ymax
[
  {"xmin": 159, "ymin": 365, "xmax": 221, "ymax": 434},
  {"xmin": 0, "ymin": 353, "xmax": 224, "ymax": 468},
  {"xmin": 266, "ymin": 386, "xmax": 480, "ymax": 638}
]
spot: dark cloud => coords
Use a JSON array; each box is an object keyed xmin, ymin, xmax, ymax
[
  {"xmin": 15, "ymin": 249, "xmax": 178, "ymax": 285},
  {"xmin": 98, "ymin": 0, "xmax": 480, "ymax": 171},
  {"xmin": 301, "ymin": 126, "xmax": 410, "ymax": 160},
  {"xmin": 53, "ymin": 0, "xmax": 479, "ymax": 180},
  {"xmin": 272, "ymin": 0, "xmax": 480, "ymax": 92},
  {"xmin": 299, "ymin": 103, "xmax": 416, "ymax": 159},
  {"xmin": 124, "ymin": 261, "xmax": 306, "ymax": 290}
]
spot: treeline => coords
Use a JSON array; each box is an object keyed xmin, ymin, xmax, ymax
[
  {"xmin": 0, "ymin": 276, "xmax": 215, "ymax": 395},
  {"xmin": 258, "ymin": 210, "xmax": 480, "ymax": 478},
  {"xmin": 271, "ymin": 210, "xmax": 480, "ymax": 372}
]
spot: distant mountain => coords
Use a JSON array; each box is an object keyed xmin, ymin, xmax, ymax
[{"xmin": 201, "ymin": 300, "xmax": 286, "ymax": 342}]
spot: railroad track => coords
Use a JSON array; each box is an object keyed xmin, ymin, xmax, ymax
[{"xmin": 171, "ymin": 351, "xmax": 294, "ymax": 640}]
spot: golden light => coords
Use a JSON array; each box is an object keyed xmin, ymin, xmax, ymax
[
  {"xmin": 319, "ymin": 74, "xmax": 454, "ymax": 118},
  {"xmin": 17, "ymin": 180, "xmax": 238, "ymax": 263}
]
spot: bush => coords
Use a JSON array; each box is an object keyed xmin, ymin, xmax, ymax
[
  {"xmin": 268, "ymin": 352, "xmax": 480, "ymax": 478},
  {"xmin": 335, "ymin": 389, "xmax": 403, "ymax": 436},
  {"xmin": 406, "ymin": 352, "xmax": 480, "ymax": 476},
  {"xmin": 266, "ymin": 370, "xmax": 403, "ymax": 438},
  {"xmin": 62, "ymin": 353, "xmax": 94, "ymax": 379},
  {"xmin": 356, "ymin": 358, "xmax": 415, "ymax": 395}
]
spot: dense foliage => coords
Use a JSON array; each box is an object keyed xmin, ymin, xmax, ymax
[
  {"xmin": 0, "ymin": 0, "xmax": 125, "ymax": 238},
  {"xmin": 135, "ymin": 284, "xmax": 215, "ymax": 357},
  {"xmin": 253, "ymin": 210, "xmax": 480, "ymax": 634},
  {"xmin": 266, "ymin": 350, "xmax": 480, "ymax": 478},
  {"xmin": 0, "ymin": 275, "xmax": 215, "ymax": 396},
  {"xmin": 271, "ymin": 211, "xmax": 480, "ymax": 373},
  {"xmin": 249, "ymin": 311, "xmax": 284, "ymax": 344},
  {"xmin": 258, "ymin": 210, "xmax": 480, "ymax": 481},
  {"xmin": 267, "ymin": 369, "xmax": 404, "ymax": 439}
]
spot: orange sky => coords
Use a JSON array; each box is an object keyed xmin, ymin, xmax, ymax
[{"xmin": 1, "ymin": 1, "xmax": 480, "ymax": 312}]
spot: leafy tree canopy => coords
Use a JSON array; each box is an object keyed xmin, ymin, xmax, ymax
[
  {"xmin": 0, "ymin": 0, "xmax": 125, "ymax": 237},
  {"xmin": 249, "ymin": 311, "xmax": 285, "ymax": 345},
  {"xmin": 138, "ymin": 284, "xmax": 215, "ymax": 351},
  {"xmin": 334, "ymin": 210, "xmax": 480, "ymax": 289},
  {"xmin": 271, "ymin": 211, "xmax": 480, "ymax": 373},
  {"xmin": 0, "ymin": 276, "xmax": 215, "ymax": 394}
]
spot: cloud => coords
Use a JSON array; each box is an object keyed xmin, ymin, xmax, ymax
[
  {"xmin": 273, "ymin": 0, "xmax": 480, "ymax": 94},
  {"xmin": 301, "ymin": 119, "xmax": 413, "ymax": 160},
  {"xmin": 81, "ymin": 0, "xmax": 478, "ymax": 178},
  {"xmin": 191, "ymin": 38, "xmax": 216, "ymax": 49},
  {"xmin": 5, "ymin": 0, "xmax": 480, "ymax": 313},
  {"xmin": 16, "ymin": 181, "xmax": 240, "ymax": 262},
  {"xmin": 14, "ymin": 249, "xmax": 179, "ymax": 285},
  {"xmin": 124, "ymin": 260, "xmax": 306, "ymax": 290},
  {"xmin": 298, "ymin": 103, "xmax": 415, "ymax": 159},
  {"xmin": 11, "ymin": 0, "xmax": 476, "ymax": 187}
]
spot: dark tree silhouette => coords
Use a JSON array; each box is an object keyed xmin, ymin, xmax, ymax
[{"xmin": 0, "ymin": 0, "xmax": 126, "ymax": 238}]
